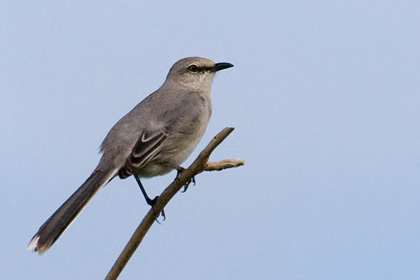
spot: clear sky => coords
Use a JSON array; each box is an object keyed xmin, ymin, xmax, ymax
[{"xmin": 2, "ymin": 1, "xmax": 420, "ymax": 279}]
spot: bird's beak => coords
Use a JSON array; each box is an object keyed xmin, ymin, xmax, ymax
[{"xmin": 212, "ymin": 62, "xmax": 234, "ymax": 72}]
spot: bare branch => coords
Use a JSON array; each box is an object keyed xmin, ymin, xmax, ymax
[
  {"xmin": 105, "ymin": 127, "xmax": 242, "ymax": 280},
  {"xmin": 204, "ymin": 159, "xmax": 245, "ymax": 172}
]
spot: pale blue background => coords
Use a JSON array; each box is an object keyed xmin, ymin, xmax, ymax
[{"xmin": 2, "ymin": 1, "xmax": 420, "ymax": 279}]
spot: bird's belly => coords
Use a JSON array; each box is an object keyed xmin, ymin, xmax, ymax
[
  {"xmin": 137, "ymin": 139, "xmax": 199, "ymax": 178},
  {"xmin": 138, "ymin": 114, "xmax": 210, "ymax": 178}
]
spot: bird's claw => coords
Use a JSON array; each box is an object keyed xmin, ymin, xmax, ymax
[
  {"xmin": 175, "ymin": 165, "xmax": 196, "ymax": 193},
  {"xmin": 154, "ymin": 209, "xmax": 166, "ymax": 224},
  {"xmin": 147, "ymin": 196, "xmax": 166, "ymax": 223},
  {"xmin": 181, "ymin": 176, "xmax": 196, "ymax": 193}
]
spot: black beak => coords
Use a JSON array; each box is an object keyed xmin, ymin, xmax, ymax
[{"xmin": 212, "ymin": 62, "xmax": 234, "ymax": 72}]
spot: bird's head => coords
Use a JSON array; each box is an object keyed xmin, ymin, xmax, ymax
[{"xmin": 165, "ymin": 57, "xmax": 233, "ymax": 91}]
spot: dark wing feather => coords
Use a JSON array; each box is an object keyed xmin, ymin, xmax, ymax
[{"xmin": 118, "ymin": 130, "xmax": 167, "ymax": 178}]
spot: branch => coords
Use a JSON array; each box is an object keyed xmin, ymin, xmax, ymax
[
  {"xmin": 105, "ymin": 127, "xmax": 243, "ymax": 280},
  {"xmin": 204, "ymin": 159, "xmax": 244, "ymax": 171}
]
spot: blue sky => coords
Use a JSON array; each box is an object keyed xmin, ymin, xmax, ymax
[{"xmin": 2, "ymin": 1, "xmax": 420, "ymax": 279}]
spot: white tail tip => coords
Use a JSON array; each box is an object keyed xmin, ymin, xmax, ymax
[{"xmin": 27, "ymin": 235, "xmax": 40, "ymax": 252}]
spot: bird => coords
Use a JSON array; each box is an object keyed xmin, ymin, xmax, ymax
[{"xmin": 28, "ymin": 57, "xmax": 234, "ymax": 254}]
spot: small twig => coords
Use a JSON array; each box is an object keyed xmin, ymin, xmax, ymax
[
  {"xmin": 204, "ymin": 159, "xmax": 244, "ymax": 172},
  {"xmin": 105, "ymin": 127, "xmax": 243, "ymax": 280}
]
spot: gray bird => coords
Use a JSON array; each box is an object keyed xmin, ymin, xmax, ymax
[{"xmin": 28, "ymin": 57, "xmax": 233, "ymax": 254}]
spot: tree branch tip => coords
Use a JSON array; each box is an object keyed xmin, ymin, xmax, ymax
[{"xmin": 204, "ymin": 159, "xmax": 245, "ymax": 171}]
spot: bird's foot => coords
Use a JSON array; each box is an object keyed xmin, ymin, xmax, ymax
[
  {"xmin": 174, "ymin": 166, "xmax": 196, "ymax": 192},
  {"xmin": 147, "ymin": 196, "xmax": 166, "ymax": 222},
  {"xmin": 175, "ymin": 166, "xmax": 185, "ymax": 178},
  {"xmin": 181, "ymin": 176, "xmax": 196, "ymax": 193},
  {"xmin": 134, "ymin": 176, "xmax": 165, "ymax": 221}
]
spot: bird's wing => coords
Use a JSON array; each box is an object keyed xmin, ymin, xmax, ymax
[{"xmin": 118, "ymin": 129, "xmax": 168, "ymax": 178}]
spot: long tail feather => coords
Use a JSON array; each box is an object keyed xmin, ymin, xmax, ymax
[{"xmin": 28, "ymin": 168, "xmax": 116, "ymax": 254}]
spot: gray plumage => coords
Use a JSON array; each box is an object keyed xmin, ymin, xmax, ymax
[{"xmin": 28, "ymin": 57, "xmax": 233, "ymax": 254}]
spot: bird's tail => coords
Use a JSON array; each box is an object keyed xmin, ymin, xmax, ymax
[{"xmin": 27, "ymin": 168, "xmax": 116, "ymax": 254}]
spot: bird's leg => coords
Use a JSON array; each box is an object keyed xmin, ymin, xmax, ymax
[
  {"xmin": 134, "ymin": 176, "xmax": 155, "ymax": 205},
  {"xmin": 174, "ymin": 165, "xmax": 185, "ymax": 178},
  {"xmin": 134, "ymin": 176, "xmax": 165, "ymax": 220},
  {"xmin": 174, "ymin": 165, "xmax": 196, "ymax": 193}
]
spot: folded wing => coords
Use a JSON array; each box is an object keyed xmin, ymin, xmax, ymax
[{"xmin": 118, "ymin": 130, "xmax": 167, "ymax": 178}]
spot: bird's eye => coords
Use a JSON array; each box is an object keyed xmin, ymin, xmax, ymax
[{"xmin": 188, "ymin": 65, "xmax": 199, "ymax": 73}]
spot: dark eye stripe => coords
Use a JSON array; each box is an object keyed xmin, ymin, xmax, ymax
[
  {"xmin": 188, "ymin": 65, "xmax": 215, "ymax": 73},
  {"xmin": 202, "ymin": 66, "xmax": 213, "ymax": 71}
]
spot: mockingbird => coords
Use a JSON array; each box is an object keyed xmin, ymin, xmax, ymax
[{"xmin": 28, "ymin": 57, "xmax": 233, "ymax": 254}]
